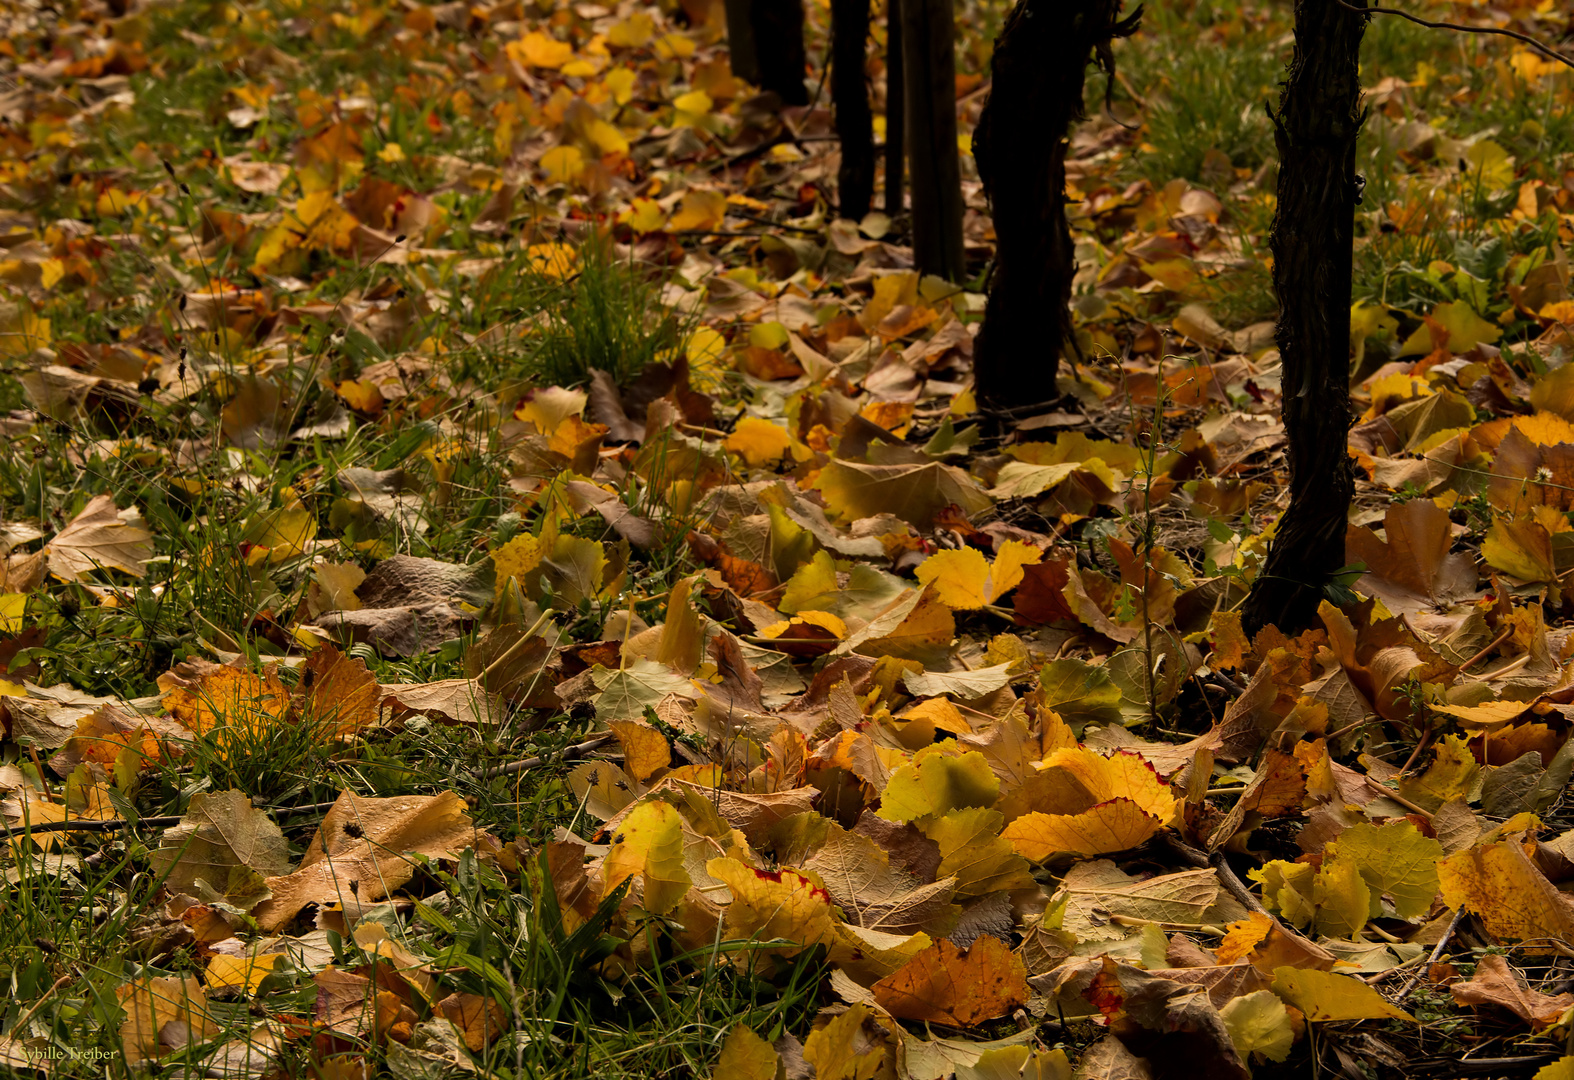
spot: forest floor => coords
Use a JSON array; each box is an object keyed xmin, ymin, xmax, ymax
[{"xmin": 1, "ymin": 0, "xmax": 1573, "ymax": 1076}]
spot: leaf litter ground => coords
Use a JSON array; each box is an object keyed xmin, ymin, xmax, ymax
[{"xmin": 0, "ymin": 0, "xmax": 1573, "ymax": 1076}]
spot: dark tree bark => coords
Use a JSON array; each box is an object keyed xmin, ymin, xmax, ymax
[
  {"xmin": 832, "ymin": 0, "xmax": 875, "ymax": 220},
  {"xmin": 971, "ymin": 0, "xmax": 1139, "ymax": 414},
  {"xmin": 899, "ymin": 0, "xmax": 964, "ymax": 280},
  {"xmin": 1241, "ymin": 0, "xmax": 1369, "ymax": 636},
  {"xmin": 884, "ymin": 0, "xmax": 905, "ymax": 215},
  {"xmin": 751, "ymin": 0, "xmax": 811, "ymax": 106},
  {"xmin": 724, "ymin": 0, "xmax": 762, "ymax": 84}
]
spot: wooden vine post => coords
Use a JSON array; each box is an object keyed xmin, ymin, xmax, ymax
[
  {"xmin": 898, "ymin": 0, "xmax": 964, "ymax": 280},
  {"xmin": 971, "ymin": 0, "xmax": 1140, "ymax": 413},
  {"xmin": 831, "ymin": 0, "xmax": 875, "ymax": 219},
  {"xmin": 885, "ymin": 0, "xmax": 905, "ymax": 215},
  {"xmin": 725, "ymin": 0, "xmax": 810, "ymax": 105},
  {"xmin": 1241, "ymin": 0, "xmax": 1369, "ymax": 635}
]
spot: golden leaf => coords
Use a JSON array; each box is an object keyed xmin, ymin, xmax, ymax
[
  {"xmin": 1271, "ymin": 967, "xmax": 1414, "ymax": 1022},
  {"xmin": 1438, "ymin": 837, "xmax": 1574, "ymax": 946}
]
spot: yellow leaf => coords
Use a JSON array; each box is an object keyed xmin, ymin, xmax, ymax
[
  {"xmin": 1330, "ymin": 820, "xmax": 1442, "ymax": 920},
  {"xmin": 0, "ymin": 593, "xmax": 24, "ymax": 633},
  {"xmin": 603, "ymin": 800, "xmax": 689, "ymax": 914},
  {"xmin": 1001, "ymin": 748, "xmax": 1177, "ymax": 860},
  {"xmin": 1251, "ymin": 860, "xmax": 1318, "ymax": 929},
  {"xmin": 706, "ymin": 857, "xmax": 838, "ymax": 956},
  {"xmin": 1396, "ymin": 734, "xmax": 1481, "ymax": 811},
  {"xmin": 118, "ymin": 975, "xmax": 217, "ymax": 1063},
  {"xmin": 669, "ymin": 189, "xmax": 727, "ymax": 232},
  {"xmin": 205, "ymin": 954, "xmax": 280, "ymax": 995},
  {"xmin": 1002, "ymin": 796, "xmax": 1165, "ymax": 861},
  {"xmin": 610, "ymin": 721, "xmax": 671, "ymax": 784},
  {"xmin": 804, "ymin": 1004, "xmax": 883, "ymax": 1080},
  {"xmin": 1310, "ymin": 853, "xmax": 1370, "ymax": 940},
  {"xmin": 712, "ymin": 1025, "xmax": 780, "ymax": 1080},
  {"xmin": 491, "ymin": 533, "xmax": 545, "ymax": 596},
  {"xmin": 727, "ymin": 416, "xmax": 795, "ymax": 469},
  {"xmin": 607, "ymin": 12, "xmax": 654, "ymax": 48},
  {"xmin": 1463, "ymin": 139, "xmax": 1515, "ymax": 192},
  {"xmin": 1271, "ymin": 967, "xmax": 1415, "ymax": 1022},
  {"xmin": 585, "ymin": 118, "xmax": 629, "ymax": 157},
  {"xmin": 653, "ymin": 32, "xmax": 695, "ymax": 59},
  {"xmin": 914, "ymin": 541, "xmax": 1042, "ymax": 609},
  {"xmin": 618, "ymin": 197, "xmax": 669, "ymax": 234},
  {"xmin": 0, "ymin": 297, "xmax": 50, "ymax": 359},
  {"xmin": 164, "ymin": 667, "xmax": 291, "ymax": 739},
  {"xmin": 510, "ymin": 30, "xmax": 574, "ymax": 69},
  {"xmin": 925, "ymin": 807, "xmax": 1036, "ymax": 898},
  {"xmin": 1399, "ymin": 300, "xmax": 1502, "ymax": 356},
  {"xmin": 878, "ymin": 749, "xmax": 1000, "ymax": 824},
  {"xmin": 1438, "ymin": 837, "xmax": 1574, "ymax": 945},
  {"xmin": 914, "ymin": 548, "xmax": 990, "ymax": 609},
  {"xmin": 526, "ymin": 242, "xmax": 578, "ymax": 279},
  {"xmin": 244, "ymin": 506, "xmax": 317, "ymax": 562},
  {"xmin": 540, "ymin": 145, "xmax": 585, "ymax": 183},
  {"xmin": 871, "ymin": 937, "xmax": 1028, "ymax": 1027},
  {"xmin": 1220, "ymin": 991, "xmax": 1295, "ymax": 1063},
  {"xmin": 602, "ymin": 67, "xmax": 638, "ymax": 105},
  {"xmin": 673, "ymin": 89, "xmax": 711, "ymax": 116}
]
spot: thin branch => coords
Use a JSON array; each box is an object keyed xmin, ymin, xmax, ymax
[
  {"xmin": 478, "ymin": 734, "xmax": 615, "ymax": 779},
  {"xmin": 1335, "ymin": 0, "xmax": 1574, "ymax": 72},
  {"xmin": 1394, "ymin": 906, "xmax": 1468, "ymax": 1000}
]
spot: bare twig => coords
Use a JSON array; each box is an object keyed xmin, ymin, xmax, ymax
[
  {"xmin": 1334, "ymin": 0, "xmax": 1574, "ymax": 72},
  {"xmin": 1394, "ymin": 906, "xmax": 1468, "ymax": 1000},
  {"xmin": 1159, "ymin": 832, "xmax": 1267, "ymax": 915},
  {"xmin": 8, "ymin": 975, "xmax": 72, "ymax": 1034},
  {"xmin": 478, "ymin": 734, "xmax": 615, "ymax": 780}
]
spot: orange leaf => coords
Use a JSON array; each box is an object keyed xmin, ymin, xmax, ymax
[{"xmin": 871, "ymin": 937, "xmax": 1028, "ymax": 1026}]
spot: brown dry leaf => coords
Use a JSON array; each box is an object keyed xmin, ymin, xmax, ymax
[
  {"xmin": 1073, "ymin": 1036, "xmax": 1154, "ymax": 1080},
  {"xmin": 437, "ymin": 993, "xmax": 508, "ymax": 1052},
  {"xmin": 307, "ymin": 555, "xmax": 492, "ymax": 657},
  {"xmin": 148, "ymin": 789, "xmax": 291, "ymax": 911},
  {"xmin": 1450, "ymin": 953, "xmax": 1574, "ymax": 1029},
  {"xmin": 46, "ymin": 494, "xmax": 153, "ymax": 581},
  {"xmin": 813, "ymin": 460, "xmax": 992, "ymax": 530},
  {"xmin": 1057, "ymin": 861, "xmax": 1220, "ymax": 941},
  {"xmin": 253, "ymin": 790, "xmax": 497, "ymax": 930},
  {"xmin": 802, "ymin": 824, "xmax": 959, "ymax": 934},
  {"xmin": 870, "ymin": 936, "xmax": 1028, "ymax": 1026},
  {"xmin": 313, "ymin": 968, "xmax": 379, "ymax": 1039},
  {"xmin": 1346, "ymin": 499, "xmax": 1478, "ymax": 614},
  {"xmin": 118, "ymin": 975, "xmax": 217, "ymax": 1063},
  {"xmin": 379, "ymin": 679, "xmax": 503, "ymax": 727}
]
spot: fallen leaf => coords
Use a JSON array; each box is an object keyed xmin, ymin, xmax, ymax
[
  {"xmin": 871, "ymin": 936, "xmax": 1028, "ymax": 1027},
  {"xmin": 1451, "ymin": 953, "xmax": 1574, "ymax": 1029},
  {"xmin": 1270, "ymin": 967, "xmax": 1414, "ymax": 1021},
  {"xmin": 46, "ymin": 494, "xmax": 152, "ymax": 581}
]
